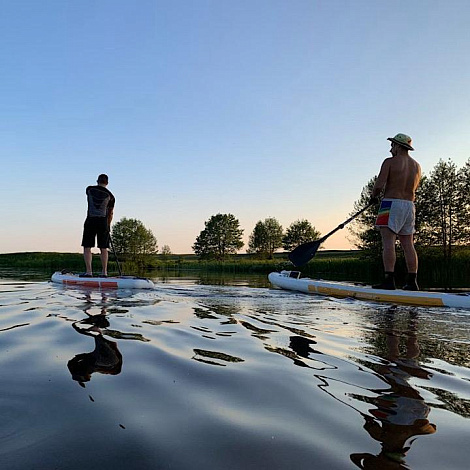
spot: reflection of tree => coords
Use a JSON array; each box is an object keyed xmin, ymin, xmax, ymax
[
  {"xmin": 265, "ymin": 335, "xmax": 336, "ymax": 371},
  {"xmin": 350, "ymin": 313, "xmax": 436, "ymax": 469},
  {"xmin": 428, "ymin": 389, "xmax": 470, "ymax": 418},
  {"xmin": 239, "ymin": 320, "xmax": 275, "ymax": 340},
  {"xmin": 192, "ymin": 349, "xmax": 244, "ymax": 366},
  {"xmin": 289, "ymin": 335, "xmax": 320, "ymax": 359}
]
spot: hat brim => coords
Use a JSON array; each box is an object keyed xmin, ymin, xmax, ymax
[{"xmin": 387, "ymin": 137, "xmax": 414, "ymax": 151}]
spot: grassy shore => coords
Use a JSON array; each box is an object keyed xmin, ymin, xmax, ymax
[{"xmin": 1, "ymin": 248, "xmax": 469, "ymax": 288}]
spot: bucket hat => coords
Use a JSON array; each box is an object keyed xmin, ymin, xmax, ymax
[{"xmin": 387, "ymin": 133, "xmax": 414, "ymax": 151}]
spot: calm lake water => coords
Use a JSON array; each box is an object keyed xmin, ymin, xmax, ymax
[{"xmin": 1, "ymin": 270, "xmax": 469, "ymax": 469}]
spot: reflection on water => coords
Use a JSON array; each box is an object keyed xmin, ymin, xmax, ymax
[
  {"xmin": 0, "ymin": 274, "xmax": 469, "ymax": 469},
  {"xmin": 68, "ymin": 294, "xmax": 123, "ymax": 387},
  {"xmin": 349, "ymin": 313, "xmax": 436, "ymax": 469},
  {"xmin": 192, "ymin": 349, "xmax": 244, "ymax": 366}
]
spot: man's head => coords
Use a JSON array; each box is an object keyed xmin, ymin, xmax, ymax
[
  {"xmin": 387, "ymin": 133, "xmax": 414, "ymax": 151},
  {"xmin": 97, "ymin": 174, "xmax": 109, "ymax": 185}
]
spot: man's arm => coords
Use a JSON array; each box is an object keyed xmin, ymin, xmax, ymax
[
  {"xmin": 107, "ymin": 208, "xmax": 114, "ymax": 228},
  {"xmin": 371, "ymin": 158, "xmax": 391, "ymax": 198}
]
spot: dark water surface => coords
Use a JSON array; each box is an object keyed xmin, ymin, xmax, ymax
[{"xmin": 0, "ymin": 272, "xmax": 469, "ymax": 469}]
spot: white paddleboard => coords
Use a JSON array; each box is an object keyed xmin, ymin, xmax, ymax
[
  {"xmin": 51, "ymin": 271, "xmax": 155, "ymax": 289},
  {"xmin": 269, "ymin": 271, "xmax": 470, "ymax": 308}
]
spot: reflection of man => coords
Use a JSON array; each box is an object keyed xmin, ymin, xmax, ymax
[
  {"xmin": 351, "ymin": 413, "xmax": 436, "ymax": 469},
  {"xmin": 351, "ymin": 314, "xmax": 436, "ymax": 469},
  {"xmin": 68, "ymin": 314, "xmax": 122, "ymax": 387}
]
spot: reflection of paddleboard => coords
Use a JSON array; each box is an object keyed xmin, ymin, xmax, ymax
[
  {"xmin": 51, "ymin": 271, "xmax": 155, "ymax": 289},
  {"xmin": 268, "ymin": 271, "xmax": 470, "ymax": 308}
]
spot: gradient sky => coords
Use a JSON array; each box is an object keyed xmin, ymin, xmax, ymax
[{"xmin": 2, "ymin": 0, "xmax": 470, "ymax": 254}]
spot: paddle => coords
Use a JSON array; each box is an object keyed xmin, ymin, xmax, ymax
[
  {"xmin": 288, "ymin": 203, "xmax": 373, "ymax": 267},
  {"xmin": 108, "ymin": 232, "xmax": 123, "ymax": 276}
]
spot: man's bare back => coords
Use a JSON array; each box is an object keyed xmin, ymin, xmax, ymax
[{"xmin": 372, "ymin": 143, "xmax": 421, "ymax": 201}]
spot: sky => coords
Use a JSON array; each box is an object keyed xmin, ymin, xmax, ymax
[{"xmin": 2, "ymin": 0, "xmax": 470, "ymax": 254}]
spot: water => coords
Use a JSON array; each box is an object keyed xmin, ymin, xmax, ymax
[{"xmin": 1, "ymin": 272, "xmax": 469, "ymax": 469}]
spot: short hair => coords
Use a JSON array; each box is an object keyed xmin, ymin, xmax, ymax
[{"xmin": 97, "ymin": 174, "xmax": 109, "ymax": 184}]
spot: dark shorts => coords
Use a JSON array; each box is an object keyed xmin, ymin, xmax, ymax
[{"xmin": 82, "ymin": 217, "xmax": 110, "ymax": 248}]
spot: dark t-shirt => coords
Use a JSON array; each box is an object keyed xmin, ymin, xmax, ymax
[{"xmin": 86, "ymin": 185, "xmax": 115, "ymax": 218}]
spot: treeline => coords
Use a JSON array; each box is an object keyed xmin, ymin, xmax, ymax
[
  {"xmin": 192, "ymin": 214, "xmax": 321, "ymax": 261},
  {"xmin": 0, "ymin": 252, "xmax": 85, "ymax": 270},
  {"xmin": 0, "ymin": 250, "xmax": 356, "ymax": 278},
  {"xmin": 108, "ymin": 214, "xmax": 323, "ymax": 266}
]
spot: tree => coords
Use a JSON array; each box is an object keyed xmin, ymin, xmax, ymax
[
  {"xmin": 282, "ymin": 219, "xmax": 321, "ymax": 251},
  {"xmin": 458, "ymin": 158, "xmax": 470, "ymax": 242},
  {"xmin": 160, "ymin": 245, "xmax": 172, "ymax": 256},
  {"xmin": 417, "ymin": 159, "xmax": 470, "ymax": 258},
  {"xmin": 248, "ymin": 217, "xmax": 283, "ymax": 258},
  {"xmin": 193, "ymin": 213, "xmax": 244, "ymax": 260},
  {"xmin": 348, "ymin": 177, "xmax": 382, "ymax": 254},
  {"xmin": 160, "ymin": 244, "xmax": 172, "ymax": 261},
  {"xmin": 111, "ymin": 218, "xmax": 158, "ymax": 263}
]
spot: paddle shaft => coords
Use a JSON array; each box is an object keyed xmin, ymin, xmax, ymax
[
  {"xmin": 288, "ymin": 202, "xmax": 373, "ymax": 266},
  {"xmin": 108, "ymin": 231, "xmax": 123, "ymax": 276},
  {"xmin": 318, "ymin": 203, "xmax": 372, "ymax": 244}
]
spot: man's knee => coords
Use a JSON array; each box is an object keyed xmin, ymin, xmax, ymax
[
  {"xmin": 380, "ymin": 228, "xmax": 397, "ymax": 248},
  {"xmin": 398, "ymin": 234, "xmax": 415, "ymax": 248}
]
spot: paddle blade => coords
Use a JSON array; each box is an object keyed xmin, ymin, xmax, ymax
[{"xmin": 288, "ymin": 240, "xmax": 322, "ymax": 267}]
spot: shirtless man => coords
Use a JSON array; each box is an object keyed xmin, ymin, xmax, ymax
[{"xmin": 371, "ymin": 134, "xmax": 421, "ymax": 290}]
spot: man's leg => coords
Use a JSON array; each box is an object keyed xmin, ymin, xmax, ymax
[
  {"xmin": 381, "ymin": 227, "xmax": 397, "ymax": 271},
  {"xmin": 96, "ymin": 218, "xmax": 110, "ymax": 276},
  {"xmin": 83, "ymin": 247, "xmax": 93, "ymax": 275},
  {"xmin": 398, "ymin": 234, "xmax": 418, "ymax": 273},
  {"xmin": 373, "ymin": 227, "xmax": 397, "ymax": 289},
  {"xmin": 100, "ymin": 248, "xmax": 109, "ymax": 276},
  {"xmin": 398, "ymin": 234, "xmax": 419, "ymax": 290}
]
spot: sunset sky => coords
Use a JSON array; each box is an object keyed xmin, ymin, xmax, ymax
[{"xmin": 2, "ymin": 1, "xmax": 470, "ymax": 254}]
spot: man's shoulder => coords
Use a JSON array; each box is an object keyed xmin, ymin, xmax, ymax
[
  {"xmin": 86, "ymin": 185, "xmax": 114, "ymax": 198},
  {"xmin": 404, "ymin": 155, "xmax": 421, "ymax": 170},
  {"xmin": 103, "ymin": 187, "xmax": 115, "ymax": 203},
  {"xmin": 87, "ymin": 184, "xmax": 111, "ymax": 192},
  {"xmin": 380, "ymin": 156, "xmax": 393, "ymax": 166}
]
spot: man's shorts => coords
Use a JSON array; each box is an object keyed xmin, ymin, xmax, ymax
[
  {"xmin": 82, "ymin": 217, "xmax": 110, "ymax": 248},
  {"xmin": 375, "ymin": 198, "xmax": 415, "ymax": 235}
]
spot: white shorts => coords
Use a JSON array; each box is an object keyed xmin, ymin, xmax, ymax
[{"xmin": 375, "ymin": 198, "xmax": 415, "ymax": 235}]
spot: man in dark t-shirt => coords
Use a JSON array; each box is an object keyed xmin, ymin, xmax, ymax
[{"xmin": 81, "ymin": 174, "xmax": 115, "ymax": 277}]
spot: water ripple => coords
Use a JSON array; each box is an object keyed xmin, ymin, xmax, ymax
[{"xmin": 0, "ymin": 277, "xmax": 469, "ymax": 469}]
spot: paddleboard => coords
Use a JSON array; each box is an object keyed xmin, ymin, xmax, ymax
[
  {"xmin": 268, "ymin": 271, "xmax": 470, "ymax": 308},
  {"xmin": 51, "ymin": 271, "xmax": 155, "ymax": 289}
]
